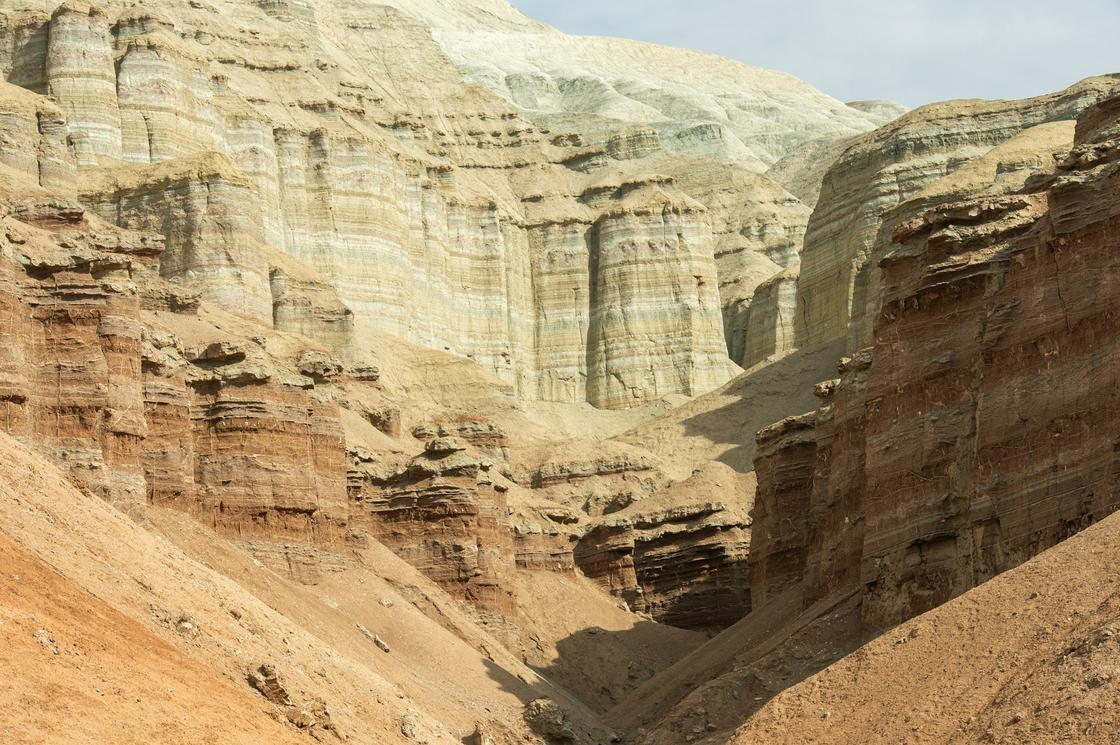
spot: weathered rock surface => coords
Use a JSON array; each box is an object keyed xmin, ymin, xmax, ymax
[
  {"xmin": 0, "ymin": 0, "xmax": 885, "ymax": 408},
  {"xmin": 9, "ymin": 2, "xmax": 1120, "ymax": 744},
  {"xmin": 795, "ymin": 76, "xmax": 1120, "ymax": 352},
  {"xmin": 433, "ymin": 14, "xmax": 891, "ymax": 168},
  {"xmin": 349, "ymin": 439, "xmax": 516, "ymax": 618},
  {"xmin": 0, "ymin": 168, "xmax": 158, "ymax": 516},
  {"xmin": 506, "ymin": 440, "xmax": 754, "ymax": 632},
  {"xmin": 750, "ymin": 93, "xmax": 1120, "ymax": 634},
  {"xmin": 595, "ymin": 91, "xmax": 1120, "ymax": 745},
  {"xmin": 0, "ymin": 0, "xmax": 920, "ymax": 408},
  {"xmin": 432, "ymin": 16, "xmax": 905, "ymax": 375},
  {"xmin": 81, "ymin": 154, "xmax": 275, "ymax": 324},
  {"xmin": 573, "ymin": 465, "xmax": 751, "ymax": 631}
]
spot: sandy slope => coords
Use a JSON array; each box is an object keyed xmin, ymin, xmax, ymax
[
  {"xmin": 0, "ymin": 432, "xmax": 535, "ymax": 743},
  {"xmin": 0, "ymin": 533, "xmax": 305, "ymax": 745},
  {"xmin": 618, "ymin": 341, "xmax": 845, "ymax": 478},
  {"xmin": 729, "ymin": 510, "xmax": 1120, "ymax": 744},
  {"xmin": 0, "ymin": 422, "xmax": 708, "ymax": 743}
]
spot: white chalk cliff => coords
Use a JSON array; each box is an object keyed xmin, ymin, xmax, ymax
[{"xmin": 0, "ymin": 0, "xmax": 896, "ymax": 407}]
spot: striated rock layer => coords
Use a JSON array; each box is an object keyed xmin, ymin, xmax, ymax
[
  {"xmin": 794, "ymin": 76, "xmax": 1120, "ymax": 353},
  {"xmin": 0, "ymin": 92, "xmax": 750, "ymax": 643},
  {"xmin": 594, "ymin": 91, "xmax": 1120, "ymax": 745},
  {"xmin": 750, "ymin": 93, "xmax": 1120, "ymax": 633},
  {"xmin": 0, "ymin": 0, "xmax": 912, "ymax": 408},
  {"xmin": 572, "ymin": 466, "xmax": 752, "ymax": 632},
  {"xmin": 0, "ymin": 0, "xmax": 914, "ymax": 407}
]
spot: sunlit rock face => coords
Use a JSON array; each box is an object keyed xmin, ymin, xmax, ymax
[
  {"xmin": 585, "ymin": 187, "xmax": 732, "ymax": 409},
  {"xmin": 81, "ymin": 154, "xmax": 275, "ymax": 325},
  {"xmin": 0, "ymin": 80, "xmax": 75, "ymax": 191},
  {"xmin": 750, "ymin": 93, "xmax": 1120, "ymax": 632},
  {"xmin": 4, "ymin": 0, "xmax": 889, "ymax": 407},
  {"xmin": 45, "ymin": 2, "xmax": 122, "ymax": 162},
  {"xmin": 430, "ymin": 8, "xmax": 904, "ymax": 374},
  {"xmin": 794, "ymin": 76, "xmax": 1120, "ymax": 354},
  {"xmin": 0, "ymin": 0, "xmax": 917, "ymax": 407}
]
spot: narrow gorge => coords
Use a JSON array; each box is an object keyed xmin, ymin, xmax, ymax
[{"xmin": 1, "ymin": 1, "xmax": 1119, "ymax": 744}]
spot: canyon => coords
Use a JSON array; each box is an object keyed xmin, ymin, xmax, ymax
[{"xmin": 1, "ymin": 1, "xmax": 1119, "ymax": 744}]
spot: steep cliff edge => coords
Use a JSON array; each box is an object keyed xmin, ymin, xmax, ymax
[
  {"xmin": 751, "ymin": 93, "xmax": 1120, "ymax": 630},
  {"xmin": 0, "ymin": 85, "xmax": 721, "ymax": 745},
  {"xmin": 794, "ymin": 75, "xmax": 1120, "ymax": 352},
  {"xmin": 4, "ymin": 2, "xmax": 1120, "ymax": 743},
  {"xmin": 0, "ymin": 0, "xmax": 762, "ymax": 408},
  {"xmin": 432, "ymin": 16, "xmax": 904, "ymax": 371},
  {"xmin": 0, "ymin": 0, "xmax": 897, "ymax": 412},
  {"xmin": 590, "ymin": 91, "xmax": 1120, "ymax": 745},
  {"xmin": 657, "ymin": 93, "xmax": 1120, "ymax": 745}
]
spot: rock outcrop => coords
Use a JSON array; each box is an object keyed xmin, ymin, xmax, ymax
[
  {"xmin": 504, "ymin": 441, "xmax": 754, "ymax": 632},
  {"xmin": 349, "ymin": 436, "xmax": 517, "ymax": 618},
  {"xmin": 9, "ymin": 2, "xmax": 1120, "ymax": 744},
  {"xmin": 434, "ymin": 17, "xmax": 889, "ymax": 167},
  {"xmin": 794, "ymin": 76, "xmax": 1120, "ymax": 352},
  {"xmin": 573, "ymin": 465, "xmax": 752, "ymax": 631},
  {"xmin": 597, "ymin": 89, "xmax": 1120, "ymax": 745},
  {"xmin": 0, "ymin": 170, "xmax": 157, "ymax": 516},
  {"xmin": 81, "ymin": 154, "xmax": 275, "ymax": 324},
  {"xmin": 750, "ymin": 93, "xmax": 1120, "ymax": 633},
  {"xmin": 0, "ymin": 0, "xmax": 917, "ymax": 408},
  {"xmin": 0, "ymin": 0, "xmax": 909, "ymax": 408}
]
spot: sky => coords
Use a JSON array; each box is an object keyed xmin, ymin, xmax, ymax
[{"xmin": 511, "ymin": 0, "xmax": 1120, "ymax": 107}]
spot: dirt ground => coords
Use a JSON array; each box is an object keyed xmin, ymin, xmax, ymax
[
  {"xmin": 0, "ymin": 531, "xmax": 305, "ymax": 745},
  {"xmin": 729, "ymin": 511, "xmax": 1120, "ymax": 744}
]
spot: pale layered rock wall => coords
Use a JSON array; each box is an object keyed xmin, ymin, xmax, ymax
[
  {"xmin": 794, "ymin": 76, "xmax": 1120, "ymax": 352},
  {"xmin": 0, "ymin": 1, "xmax": 741, "ymax": 409},
  {"xmin": 528, "ymin": 219, "xmax": 593, "ymax": 402},
  {"xmin": 587, "ymin": 193, "xmax": 733, "ymax": 409},
  {"xmin": 434, "ymin": 23, "xmax": 890, "ymax": 168},
  {"xmin": 0, "ymin": 100, "xmax": 740, "ymax": 638},
  {"xmin": 82, "ymin": 156, "xmax": 274, "ymax": 325},
  {"xmin": 115, "ymin": 33, "xmax": 226, "ymax": 163},
  {"xmin": 0, "ymin": 81, "xmax": 75, "ymax": 191},
  {"xmin": 738, "ymin": 268, "xmax": 798, "ymax": 368},
  {"xmin": 689, "ymin": 169, "xmax": 806, "ymax": 368},
  {"xmin": 45, "ymin": 2, "xmax": 122, "ymax": 162}
]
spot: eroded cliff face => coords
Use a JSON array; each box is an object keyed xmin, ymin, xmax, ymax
[
  {"xmin": 570, "ymin": 465, "xmax": 753, "ymax": 632},
  {"xmin": 0, "ymin": 147, "xmax": 726, "ymax": 745},
  {"xmin": 0, "ymin": 175, "xmax": 156, "ymax": 516},
  {"xmin": 0, "ymin": 0, "xmax": 896, "ymax": 412},
  {"xmin": 8, "ymin": 2, "xmax": 1120, "ymax": 743},
  {"xmin": 0, "ymin": 0, "xmax": 770, "ymax": 409},
  {"xmin": 750, "ymin": 93, "xmax": 1120, "ymax": 633},
  {"xmin": 794, "ymin": 76, "xmax": 1120, "ymax": 353},
  {"xmin": 0, "ymin": 0, "xmax": 916, "ymax": 408},
  {"xmin": 585, "ymin": 91, "xmax": 1120, "ymax": 745},
  {"xmin": 0, "ymin": 80, "xmax": 755, "ymax": 650}
]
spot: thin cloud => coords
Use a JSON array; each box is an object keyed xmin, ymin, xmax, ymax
[{"xmin": 512, "ymin": 0, "xmax": 1120, "ymax": 106}]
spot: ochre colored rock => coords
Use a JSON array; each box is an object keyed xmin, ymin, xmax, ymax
[{"xmin": 750, "ymin": 94, "xmax": 1120, "ymax": 633}]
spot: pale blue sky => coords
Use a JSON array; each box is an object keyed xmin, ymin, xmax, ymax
[{"xmin": 512, "ymin": 0, "xmax": 1120, "ymax": 106}]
